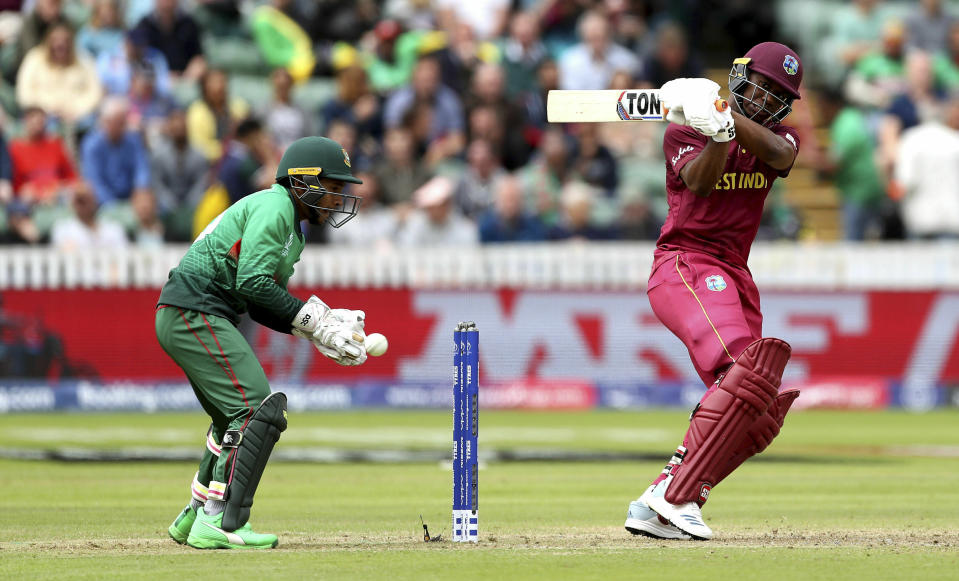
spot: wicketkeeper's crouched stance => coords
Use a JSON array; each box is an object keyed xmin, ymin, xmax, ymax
[
  {"xmin": 624, "ymin": 43, "xmax": 805, "ymax": 541},
  {"xmin": 156, "ymin": 137, "xmax": 369, "ymax": 549}
]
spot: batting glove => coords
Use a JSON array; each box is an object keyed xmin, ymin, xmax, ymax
[
  {"xmin": 660, "ymin": 78, "xmax": 721, "ymax": 126},
  {"xmin": 689, "ymin": 106, "xmax": 736, "ymax": 142}
]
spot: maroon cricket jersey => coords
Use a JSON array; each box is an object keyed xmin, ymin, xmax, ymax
[{"xmin": 655, "ymin": 124, "xmax": 800, "ymax": 268}]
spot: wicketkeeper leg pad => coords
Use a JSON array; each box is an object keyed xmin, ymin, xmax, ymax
[
  {"xmin": 711, "ymin": 388, "xmax": 800, "ymax": 489},
  {"xmin": 665, "ymin": 338, "xmax": 791, "ymax": 505},
  {"xmin": 221, "ymin": 391, "xmax": 288, "ymax": 531}
]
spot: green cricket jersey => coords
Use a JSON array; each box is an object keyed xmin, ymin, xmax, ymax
[{"xmin": 157, "ymin": 184, "xmax": 306, "ymax": 328}]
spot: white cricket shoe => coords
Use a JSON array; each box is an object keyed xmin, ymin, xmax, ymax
[
  {"xmin": 644, "ymin": 475, "xmax": 713, "ymax": 540},
  {"xmin": 625, "ymin": 486, "xmax": 692, "ymax": 540}
]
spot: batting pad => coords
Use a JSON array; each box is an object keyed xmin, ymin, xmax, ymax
[
  {"xmin": 666, "ymin": 338, "xmax": 791, "ymax": 505},
  {"xmin": 711, "ymin": 388, "xmax": 800, "ymax": 492},
  {"xmin": 221, "ymin": 391, "xmax": 288, "ymax": 531}
]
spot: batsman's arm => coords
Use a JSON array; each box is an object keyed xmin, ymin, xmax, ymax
[
  {"xmin": 728, "ymin": 112, "xmax": 796, "ymax": 170},
  {"xmin": 679, "ymin": 140, "xmax": 727, "ymax": 197}
]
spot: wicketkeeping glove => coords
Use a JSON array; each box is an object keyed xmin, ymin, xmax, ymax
[{"xmin": 292, "ymin": 297, "xmax": 368, "ymax": 366}]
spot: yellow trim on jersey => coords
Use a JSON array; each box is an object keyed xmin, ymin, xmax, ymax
[
  {"xmin": 287, "ymin": 167, "xmax": 322, "ymax": 176},
  {"xmin": 674, "ymin": 256, "xmax": 735, "ymax": 363}
]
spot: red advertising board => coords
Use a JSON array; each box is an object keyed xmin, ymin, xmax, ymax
[{"xmin": 3, "ymin": 288, "xmax": 959, "ymax": 387}]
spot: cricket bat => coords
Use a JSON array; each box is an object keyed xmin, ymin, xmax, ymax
[{"xmin": 546, "ymin": 89, "xmax": 727, "ymax": 123}]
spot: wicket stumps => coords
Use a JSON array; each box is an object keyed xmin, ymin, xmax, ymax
[{"xmin": 453, "ymin": 322, "xmax": 478, "ymax": 542}]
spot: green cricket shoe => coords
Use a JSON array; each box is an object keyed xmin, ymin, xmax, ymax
[
  {"xmin": 168, "ymin": 504, "xmax": 197, "ymax": 544},
  {"xmin": 186, "ymin": 509, "xmax": 278, "ymax": 550}
]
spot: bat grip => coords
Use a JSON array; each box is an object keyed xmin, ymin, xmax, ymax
[{"xmin": 715, "ymin": 99, "xmax": 728, "ymax": 112}]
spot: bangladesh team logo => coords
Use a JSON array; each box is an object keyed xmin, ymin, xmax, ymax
[
  {"xmin": 705, "ymin": 275, "xmax": 727, "ymax": 292},
  {"xmin": 783, "ymin": 55, "xmax": 799, "ymax": 76}
]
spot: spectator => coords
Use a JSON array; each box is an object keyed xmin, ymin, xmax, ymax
[
  {"xmin": 434, "ymin": 20, "xmax": 501, "ymax": 96},
  {"xmin": 372, "ymin": 126, "xmax": 431, "ymax": 206},
  {"xmin": 306, "ymin": 0, "xmax": 379, "ymax": 46},
  {"xmin": 617, "ymin": 189, "xmax": 662, "ymax": 241},
  {"xmin": 465, "ymin": 63, "xmax": 530, "ymax": 170},
  {"xmin": 320, "ymin": 65, "xmax": 382, "ymax": 143},
  {"xmin": 8, "ymin": 106, "xmax": 76, "ymax": 202},
  {"xmin": 573, "ymin": 122, "xmax": 618, "ymax": 196},
  {"xmin": 478, "ymin": 174, "xmax": 547, "ymax": 244},
  {"xmin": 130, "ymin": 187, "xmax": 163, "ymax": 246},
  {"xmin": 16, "ymin": 23, "xmax": 103, "ymax": 126},
  {"xmin": 518, "ymin": 127, "xmax": 578, "ymax": 226},
  {"xmin": 4, "ymin": 203, "xmax": 42, "ymax": 244},
  {"xmin": 844, "ymin": 19, "xmax": 909, "ymax": 109},
  {"xmin": 250, "ymin": 0, "xmax": 315, "ymax": 82},
  {"xmin": 383, "ymin": 56, "xmax": 465, "ymax": 165},
  {"xmin": 97, "ymin": 27, "xmax": 171, "ymax": 97},
  {"xmin": 361, "ymin": 19, "xmax": 427, "ymax": 93},
  {"xmin": 132, "ymin": 0, "xmax": 206, "ymax": 81},
  {"xmin": 894, "ymin": 98, "xmax": 959, "ymax": 239},
  {"xmin": 500, "ymin": 11, "xmax": 549, "ymax": 98},
  {"xmin": 0, "ymin": 129, "xmax": 12, "ymax": 206},
  {"xmin": 261, "ymin": 68, "xmax": 313, "ymax": 151},
  {"xmin": 326, "ymin": 118, "xmax": 370, "ymax": 173},
  {"xmin": 80, "ymin": 96, "xmax": 151, "ymax": 206},
  {"xmin": 435, "ymin": 0, "xmax": 509, "ymax": 40},
  {"xmin": 396, "ymin": 175, "xmax": 478, "ymax": 247},
  {"xmin": 186, "ymin": 68, "xmax": 250, "ymax": 161},
  {"xmin": 821, "ymin": 93, "xmax": 886, "ymax": 241},
  {"xmin": 10, "ymin": 0, "xmax": 67, "ymax": 79},
  {"xmin": 50, "ymin": 181, "xmax": 129, "ymax": 250},
  {"xmin": 877, "ymin": 51, "xmax": 944, "ymax": 182},
  {"xmin": 906, "ymin": 0, "xmax": 956, "ymax": 55},
  {"xmin": 558, "ymin": 11, "xmax": 639, "ymax": 91},
  {"xmin": 218, "ymin": 117, "xmax": 276, "ymax": 204},
  {"xmin": 383, "ymin": 0, "xmax": 436, "ymax": 31},
  {"xmin": 820, "ymin": 0, "xmax": 891, "ymax": 86},
  {"xmin": 934, "ymin": 21, "xmax": 959, "ymax": 90},
  {"xmin": 548, "ymin": 181, "xmax": 615, "ymax": 241},
  {"xmin": 327, "ymin": 171, "xmax": 398, "ymax": 248},
  {"xmin": 76, "ymin": 0, "xmax": 125, "ymax": 59},
  {"xmin": 520, "ymin": 58, "xmax": 558, "ymax": 131},
  {"xmin": 640, "ymin": 21, "xmax": 703, "ymax": 89},
  {"xmin": 455, "ymin": 138, "xmax": 507, "ymax": 219},
  {"xmin": 150, "ymin": 109, "xmax": 208, "ymax": 240},
  {"xmin": 128, "ymin": 61, "xmax": 176, "ymax": 143}
]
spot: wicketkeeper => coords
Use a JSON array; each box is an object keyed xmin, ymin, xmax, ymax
[{"xmin": 156, "ymin": 136, "xmax": 369, "ymax": 549}]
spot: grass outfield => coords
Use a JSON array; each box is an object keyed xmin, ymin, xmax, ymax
[{"xmin": 1, "ymin": 410, "xmax": 958, "ymax": 580}]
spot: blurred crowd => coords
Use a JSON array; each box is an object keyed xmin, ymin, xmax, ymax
[
  {"xmin": 810, "ymin": 0, "xmax": 959, "ymax": 241},
  {"xmin": 0, "ymin": 0, "xmax": 955, "ymax": 250}
]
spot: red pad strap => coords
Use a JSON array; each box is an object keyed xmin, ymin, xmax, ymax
[
  {"xmin": 710, "ymin": 388, "xmax": 800, "ymax": 495},
  {"xmin": 665, "ymin": 338, "xmax": 791, "ymax": 505}
]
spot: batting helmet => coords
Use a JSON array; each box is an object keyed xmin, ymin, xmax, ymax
[{"xmin": 728, "ymin": 42, "xmax": 802, "ymax": 126}]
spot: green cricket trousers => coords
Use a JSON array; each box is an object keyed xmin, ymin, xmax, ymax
[{"xmin": 155, "ymin": 305, "xmax": 272, "ymax": 502}]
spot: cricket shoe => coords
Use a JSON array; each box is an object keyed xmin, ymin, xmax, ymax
[
  {"xmin": 168, "ymin": 504, "xmax": 198, "ymax": 544},
  {"xmin": 624, "ymin": 486, "xmax": 692, "ymax": 540},
  {"xmin": 187, "ymin": 509, "xmax": 278, "ymax": 550},
  {"xmin": 644, "ymin": 475, "xmax": 713, "ymax": 540}
]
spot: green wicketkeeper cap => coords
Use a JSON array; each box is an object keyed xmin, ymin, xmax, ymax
[{"xmin": 276, "ymin": 136, "xmax": 363, "ymax": 184}]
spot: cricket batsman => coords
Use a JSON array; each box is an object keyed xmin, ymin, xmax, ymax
[
  {"xmin": 624, "ymin": 42, "xmax": 804, "ymax": 540},
  {"xmin": 156, "ymin": 136, "xmax": 367, "ymax": 549}
]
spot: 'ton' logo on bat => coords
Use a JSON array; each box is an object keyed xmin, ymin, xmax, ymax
[{"xmin": 617, "ymin": 90, "xmax": 663, "ymax": 120}]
